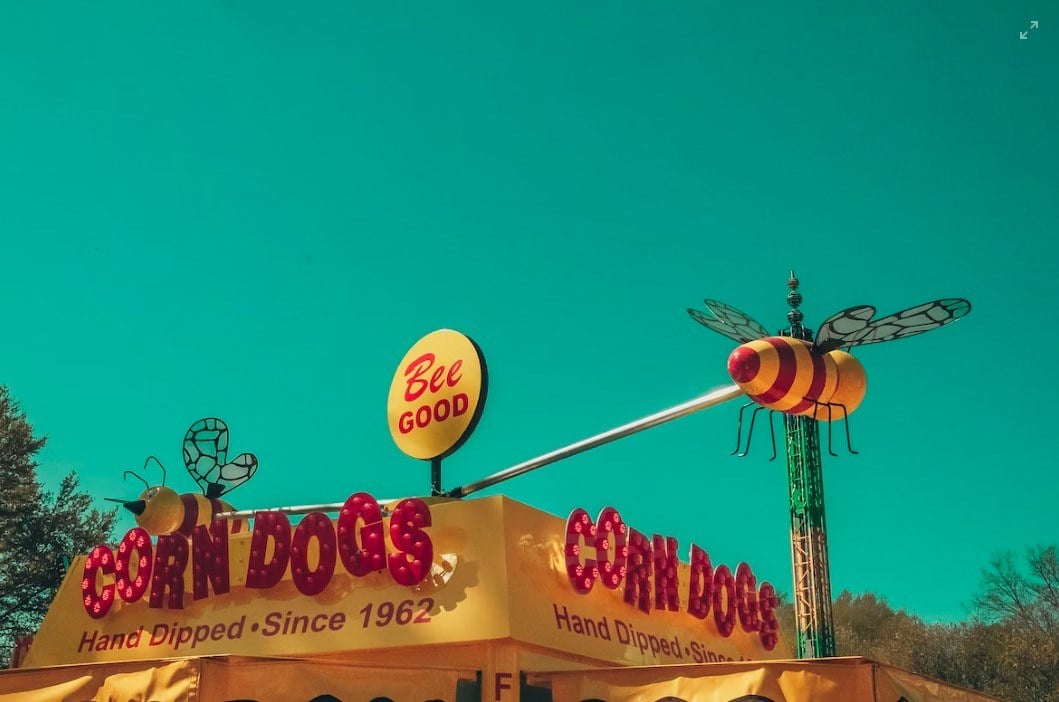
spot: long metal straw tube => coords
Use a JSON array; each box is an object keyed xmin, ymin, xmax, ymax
[
  {"xmin": 216, "ymin": 383, "xmax": 744, "ymax": 520},
  {"xmin": 216, "ymin": 500, "xmax": 402, "ymax": 521},
  {"xmin": 449, "ymin": 384, "xmax": 744, "ymax": 498}
]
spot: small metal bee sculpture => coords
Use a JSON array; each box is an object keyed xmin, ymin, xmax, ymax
[
  {"xmin": 108, "ymin": 418, "xmax": 258, "ymax": 537},
  {"xmin": 688, "ymin": 294, "xmax": 971, "ymax": 458}
]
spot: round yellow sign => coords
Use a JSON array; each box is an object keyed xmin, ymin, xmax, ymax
[{"xmin": 387, "ymin": 329, "xmax": 487, "ymax": 461}]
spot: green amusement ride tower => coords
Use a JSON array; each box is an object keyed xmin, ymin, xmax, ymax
[
  {"xmin": 781, "ymin": 274, "xmax": 835, "ymax": 658},
  {"xmin": 688, "ymin": 274, "xmax": 970, "ymax": 658}
]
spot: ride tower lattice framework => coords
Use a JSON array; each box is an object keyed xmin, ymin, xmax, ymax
[{"xmin": 782, "ymin": 274, "xmax": 836, "ymax": 658}]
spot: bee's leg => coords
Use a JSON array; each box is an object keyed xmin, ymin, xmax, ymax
[
  {"xmin": 835, "ymin": 403, "xmax": 858, "ymax": 454},
  {"xmin": 767, "ymin": 410, "xmax": 778, "ymax": 462},
  {"xmin": 737, "ymin": 405, "xmax": 765, "ymax": 457},
  {"xmin": 732, "ymin": 401, "xmax": 756, "ymax": 455},
  {"xmin": 824, "ymin": 402, "xmax": 839, "ymax": 457}
]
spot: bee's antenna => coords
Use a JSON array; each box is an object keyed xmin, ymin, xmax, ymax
[
  {"xmin": 122, "ymin": 471, "xmax": 149, "ymax": 489},
  {"xmin": 144, "ymin": 455, "xmax": 167, "ymax": 486}
]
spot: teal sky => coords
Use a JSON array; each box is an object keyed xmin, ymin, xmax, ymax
[{"xmin": 2, "ymin": 2, "xmax": 1055, "ymax": 624}]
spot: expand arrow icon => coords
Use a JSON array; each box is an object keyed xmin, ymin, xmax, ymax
[
  {"xmin": 1020, "ymin": 31, "xmax": 1029, "ymax": 39},
  {"xmin": 1031, "ymin": 20, "xmax": 1039, "ymax": 29}
]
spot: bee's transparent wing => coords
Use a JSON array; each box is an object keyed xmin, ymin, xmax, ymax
[
  {"xmin": 183, "ymin": 417, "xmax": 258, "ymax": 499},
  {"xmin": 687, "ymin": 299, "xmax": 770, "ymax": 344},
  {"xmin": 212, "ymin": 452, "xmax": 258, "ymax": 498},
  {"xmin": 814, "ymin": 298, "xmax": 971, "ymax": 353}
]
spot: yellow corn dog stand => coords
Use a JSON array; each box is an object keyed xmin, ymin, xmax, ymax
[{"xmin": 0, "ymin": 330, "xmax": 1000, "ymax": 701}]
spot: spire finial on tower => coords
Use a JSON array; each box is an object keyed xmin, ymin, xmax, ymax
[{"xmin": 787, "ymin": 271, "xmax": 803, "ymax": 329}]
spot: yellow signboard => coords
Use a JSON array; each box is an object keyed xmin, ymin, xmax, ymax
[
  {"xmin": 24, "ymin": 496, "xmax": 787, "ymax": 669},
  {"xmin": 387, "ymin": 329, "xmax": 487, "ymax": 460},
  {"xmin": 505, "ymin": 499, "xmax": 780, "ymax": 665},
  {"xmin": 27, "ymin": 497, "xmax": 505, "ymax": 667}
]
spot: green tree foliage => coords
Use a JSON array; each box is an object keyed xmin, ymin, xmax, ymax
[
  {"xmin": 776, "ymin": 548, "xmax": 1059, "ymax": 701},
  {"xmin": 0, "ymin": 387, "xmax": 117, "ymax": 664}
]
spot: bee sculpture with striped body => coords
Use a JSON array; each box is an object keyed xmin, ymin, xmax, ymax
[
  {"xmin": 110, "ymin": 418, "xmax": 257, "ymax": 537},
  {"xmin": 688, "ymin": 296, "xmax": 971, "ymax": 456}
]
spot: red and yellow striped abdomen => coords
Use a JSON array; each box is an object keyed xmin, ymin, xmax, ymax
[
  {"xmin": 727, "ymin": 337, "xmax": 867, "ymax": 420},
  {"xmin": 176, "ymin": 494, "xmax": 249, "ymax": 538}
]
